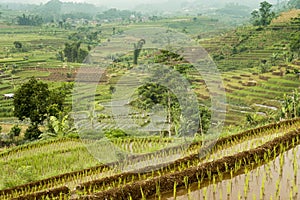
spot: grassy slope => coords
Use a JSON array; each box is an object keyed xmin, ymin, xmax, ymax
[{"xmin": 0, "ymin": 136, "xmax": 178, "ymax": 190}]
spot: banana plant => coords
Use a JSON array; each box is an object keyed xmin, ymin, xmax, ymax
[
  {"xmin": 40, "ymin": 113, "xmax": 76, "ymax": 139},
  {"xmin": 280, "ymin": 89, "xmax": 300, "ymax": 119}
]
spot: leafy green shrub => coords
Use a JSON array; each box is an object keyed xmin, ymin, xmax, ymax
[
  {"xmin": 239, "ymin": 46, "xmax": 248, "ymax": 53},
  {"xmin": 24, "ymin": 125, "xmax": 42, "ymax": 140},
  {"xmin": 255, "ymin": 27, "xmax": 264, "ymax": 31},
  {"xmin": 232, "ymin": 46, "xmax": 238, "ymax": 54},
  {"xmin": 13, "ymin": 41, "xmax": 22, "ymax": 49},
  {"xmin": 259, "ymin": 60, "xmax": 271, "ymax": 73},
  {"xmin": 66, "ymin": 132, "xmax": 80, "ymax": 139},
  {"xmin": 212, "ymin": 54, "xmax": 225, "ymax": 61},
  {"xmin": 66, "ymin": 72, "xmax": 72, "ymax": 78},
  {"xmin": 9, "ymin": 125, "xmax": 21, "ymax": 137},
  {"xmin": 104, "ymin": 129, "xmax": 128, "ymax": 138}
]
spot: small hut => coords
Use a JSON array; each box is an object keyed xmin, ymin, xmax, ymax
[{"xmin": 3, "ymin": 93, "xmax": 14, "ymax": 100}]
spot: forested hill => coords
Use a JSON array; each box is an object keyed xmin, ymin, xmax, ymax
[
  {"xmin": 35, "ymin": 0, "xmax": 103, "ymax": 15},
  {"xmin": 0, "ymin": 0, "xmax": 104, "ymax": 22}
]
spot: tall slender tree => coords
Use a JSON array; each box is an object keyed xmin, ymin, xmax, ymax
[
  {"xmin": 251, "ymin": 1, "xmax": 275, "ymax": 26},
  {"xmin": 133, "ymin": 39, "xmax": 146, "ymax": 65}
]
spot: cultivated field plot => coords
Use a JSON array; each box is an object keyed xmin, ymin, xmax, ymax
[
  {"xmin": 166, "ymin": 145, "xmax": 300, "ymax": 200},
  {"xmin": 1, "ymin": 118, "xmax": 300, "ymax": 199},
  {"xmin": 0, "ymin": 5, "xmax": 300, "ymax": 200}
]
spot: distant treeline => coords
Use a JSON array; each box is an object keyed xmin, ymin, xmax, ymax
[
  {"xmin": 96, "ymin": 8, "xmax": 142, "ymax": 21},
  {"xmin": 16, "ymin": 14, "xmax": 43, "ymax": 26}
]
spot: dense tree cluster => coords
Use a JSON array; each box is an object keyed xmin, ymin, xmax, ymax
[
  {"xmin": 131, "ymin": 82, "xmax": 211, "ymax": 136},
  {"xmin": 131, "ymin": 82, "xmax": 181, "ymax": 136},
  {"xmin": 60, "ymin": 42, "xmax": 89, "ymax": 63},
  {"xmin": 13, "ymin": 78, "xmax": 72, "ymax": 140},
  {"xmin": 251, "ymin": 1, "xmax": 275, "ymax": 26},
  {"xmin": 61, "ymin": 12, "xmax": 93, "ymax": 21},
  {"xmin": 96, "ymin": 8, "xmax": 141, "ymax": 22},
  {"xmin": 68, "ymin": 27, "xmax": 101, "ymax": 44},
  {"xmin": 36, "ymin": 0, "xmax": 100, "ymax": 22},
  {"xmin": 16, "ymin": 14, "xmax": 43, "ymax": 26},
  {"xmin": 129, "ymin": 61, "xmax": 210, "ymax": 137}
]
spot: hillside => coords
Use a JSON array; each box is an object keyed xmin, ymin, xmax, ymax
[
  {"xmin": 0, "ymin": 10, "xmax": 299, "ymax": 130},
  {"xmin": 1, "ymin": 5, "xmax": 300, "ymax": 199},
  {"xmin": 194, "ymin": 9, "xmax": 300, "ymax": 124},
  {"xmin": 272, "ymin": 9, "xmax": 300, "ymax": 24},
  {"xmin": 35, "ymin": 0, "xmax": 102, "ymax": 15}
]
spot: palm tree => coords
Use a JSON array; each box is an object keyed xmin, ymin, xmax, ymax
[{"xmin": 133, "ymin": 39, "xmax": 146, "ymax": 65}]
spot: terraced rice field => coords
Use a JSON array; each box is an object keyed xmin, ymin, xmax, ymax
[
  {"xmin": 165, "ymin": 145, "xmax": 300, "ymax": 200},
  {"xmin": 1, "ymin": 118, "xmax": 300, "ymax": 199},
  {"xmin": 0, "ymin": 13, "xmax": 299, "ymax": 128},
  {"xmin": 0, "ymin": 10, "xmax": 299, "ymax": 199}
]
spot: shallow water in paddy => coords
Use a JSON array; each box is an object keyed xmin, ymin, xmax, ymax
[{"xmin": 158, "ymin": 145, "xmax": 300, "ymax": 200}]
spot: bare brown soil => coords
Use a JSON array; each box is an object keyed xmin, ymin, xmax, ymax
[
  {"xmin": 272, "ymin": 9, "xmax": 300, "ymax": 24},
  {"xmin": 25, "ymin": 67, "xmax": 109, "ymax": 82}
]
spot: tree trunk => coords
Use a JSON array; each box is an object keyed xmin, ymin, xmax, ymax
[{"xmin": 168, "ymin": 91, "xmax": 171, "ymax": 137}]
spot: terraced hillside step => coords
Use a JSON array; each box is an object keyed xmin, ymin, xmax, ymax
[
  {"xmin": 269, "ymin": 25, "xmax": 300, "ymax": 30},
  {"xmin": 0, "ymin": 85, "xmax": 11, "ymax": 91},
  {"xmin": 72, "ymin": 122, "xmax": 300, "ymax": 199},
  {"xmin": 0, "ymin": 59, "xmax": 24, "ymax": 64},
  {"xmin": 2, "ymin": 118, "xmax": 300, "ymax": 199}
]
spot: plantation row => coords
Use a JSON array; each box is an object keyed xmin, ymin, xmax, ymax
[
  {"xmin": 75, "ymin": 128, "xmax": 300, "ymax": 199},
  {"xmin": 174, "ymin": 145, "xmax": 300, "ymax": 199},
  {"xmin": 1, "ymin": 118, "xmax": 300, "ymax": 199},
  {"xmin": 72, "ymin": 118, "xmax": 300, "ymax": 197},
  {"xmin": 0, "ymin": 9, "xmax": 300, "ymax": 200}
]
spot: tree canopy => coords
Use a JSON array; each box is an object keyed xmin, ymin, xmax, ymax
[
  {"xmin": 133, "ymin": 39, "xmax": 146, "ymax": 65},
  {"xmin": 13, "ymin": 77, "xmax": 72, "ymax": 140},
  {"xmin": 62, "ymin": 42, "xmax": 89, "ymax": 63},
  {"xmin": 16, "ymin": 14, "xmax": 43, "ymax": 26},
  {"xmin": 251, "ymin": 1, "xmax": 275, "ymax": 26},
  {"xmin": 13, "ymin": 41, "xmax": 22, "ymax": 49},
  {"xmin": 14, "ymin": 78, "xmax": 50, "ymax": 126},
  {"xmin": 96, "ymin": 8, "xmax": 141, "ymax": 22}
]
